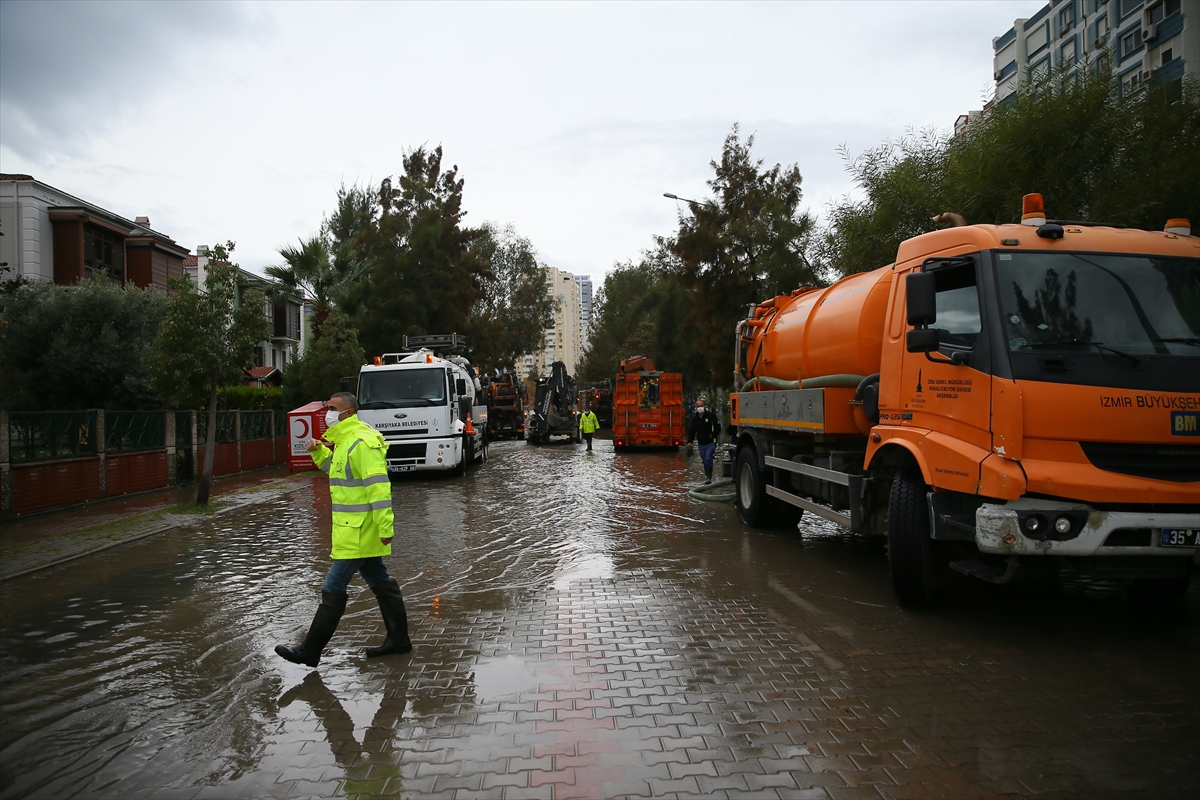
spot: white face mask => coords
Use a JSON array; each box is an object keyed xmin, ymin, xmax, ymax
[
  {"xmin": 325, "ymin": 409, "xmax": 343, "ymax": 428},
  {"xmin": 695, "ymin": 406, "xmax": 705, "ymax": 415}
]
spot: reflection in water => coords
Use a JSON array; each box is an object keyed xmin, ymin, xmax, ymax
[{"xmin": 0, "ymin": 439, "xmax": 1196, "ymax": 798}]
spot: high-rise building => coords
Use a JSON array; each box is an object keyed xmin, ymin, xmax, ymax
[
  {"xmin": 574, "ymin": 274, "xmax": 592, "ymax": 341},
  {"xmin": 521, "ymin": 266, "xmax": 583, "ymax": 379},
  {"xmin": 992, "ymin": 0, "xmax": 1196, "ymax": 102}
]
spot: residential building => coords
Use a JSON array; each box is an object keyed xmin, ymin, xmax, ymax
[
  {"xmin": 183, "ymin": 247, "xmax": 306, "ymax": 384},
  {"xmin": 0, "ymin": 174, "xmax": 189, "ymax": 289},
  {"xmin": 522, "ymin": 266, "xmax": 583, "ymax": 379},
  {"xmin": 992, "ymin": 0, "xmax": 1197, "ymax": 100},
  {"xmin": 574, "ymin": 274, "xmax": 593, "ymax": 343}
]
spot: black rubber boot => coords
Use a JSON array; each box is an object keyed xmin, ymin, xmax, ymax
[
  {"xmin": 275, "ymin": 590, "xmax": 347, "ymax": 668},
  {"xmin": 704, "ymin": 465, "xmax": 713, "ymax": 484},
  {"xmin": 365, "ymin": 579, "xmax": 412, "ymax": 657}
]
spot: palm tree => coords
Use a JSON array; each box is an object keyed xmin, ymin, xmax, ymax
[{"xmin": 266, "ymin": 236, "xmax": 365, "ymax": 341}]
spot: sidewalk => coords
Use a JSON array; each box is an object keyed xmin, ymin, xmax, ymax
[{"xmin": 0, "ymin": 466, "xmax": 317, "ymax": 581}]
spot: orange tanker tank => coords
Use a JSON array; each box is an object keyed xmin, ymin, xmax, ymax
[{"xmin": 737, "ymin": 266, "xmax": 894, "ymax": 388}]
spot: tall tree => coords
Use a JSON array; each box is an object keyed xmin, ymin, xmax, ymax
[
  {"xmin": 299, "ymin": 307, "xmax": 366, "ymax": 399},
  {"xmin": 579, "ymin": 257, "xmax": 707, "ymax": 387},
  {"xmin": 819, "ymin": 65, "xmax": 1200, "ymax": 276},
  {"xmin": 145, "ymin": 242, "xmax": 267, "ymax": 505},
  {"xmin": 265, "ymin": 236, "xmax": 365, "ymax": 341},
  {"xmin": 465, "ymin": 223, "xmax": 554, "ymax": 372},
  {"xmin": 660, "ymin": 125, "xmax": 821, "ymax": 382},
  {"xmin": 0, "ymin": 277, "xmax": 168, "ymax": 410},
  {"xmin": 336, "ymin": 146, "xmax": 488, "ymax": 356}
]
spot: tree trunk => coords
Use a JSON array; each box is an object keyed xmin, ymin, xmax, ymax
[{"xmin": 197, "ymin": 378, "xmax": 218, "ymax": 506}]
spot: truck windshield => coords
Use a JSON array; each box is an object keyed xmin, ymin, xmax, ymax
[
  {"xmin": 995, "ymin": 253, "xmax": 1199, "ymax": 356},
  {"xmin": 358, "ymin": 368, "xmax": 446, "ymax": 408}
]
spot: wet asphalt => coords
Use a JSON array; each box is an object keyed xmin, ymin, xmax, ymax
[{"xmin": 1, "ymin": 436, "xmax": 1197, "ymax": 799}]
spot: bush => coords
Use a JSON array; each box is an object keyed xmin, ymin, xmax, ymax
[
  {"xmin": 0, "ymin": 277, "xmax": 168, "ymax": 410},
  {"xmin": 216, "ymin": 385, "xmax": 283, "ymax": 411}
]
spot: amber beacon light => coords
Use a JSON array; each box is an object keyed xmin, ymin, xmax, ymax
[
  {"xmin": 1165, "ymin": 218, "xmax": 1192, "ymax": 236},
  {"xmin": 1021, "ymin": 193, "xmax": 1046, "ymax": 227}
]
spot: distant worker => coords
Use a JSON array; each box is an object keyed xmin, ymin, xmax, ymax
[
  {"xmin": 579, "ymin": 403, "xmax": 600, "ymax": 451},
  {"xmin": 275, "ymin": 392, "xmax": 412, "ymax": 668},
  {"xmin": 686, "ymin": 397, "xmax": 721, "ymax": 484}
]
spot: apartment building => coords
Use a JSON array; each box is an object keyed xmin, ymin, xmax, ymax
[
  {"xmin": 993, "ymin": 0, "xmax": 1197, "ymax": 100},
  {"xmin": 574, "ymin": 274, "xmax": 593, "ymax": 343},
  {"xmin": 522, "ymin": 266, "xmax": 583, "ymax": 379}
]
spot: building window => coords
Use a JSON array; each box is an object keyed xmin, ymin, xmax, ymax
[
  {"xmin": 1061, "ymin": 38, "xmax": 1079, "ymax": 65},
  {"xmin": 1121, "ymin": 27, "xmax": 1143, "ymax": 56},
  {"xmin": 1146, "ymin": 0, "xmax": 1180, "ymax": 25},
  {"xmin": 83, "ymin": 224, "xmax": 124, "ymax": 280},
  {"xmin": 1161, "ymin": 48, "xmax": 1173, "ymax": 65},
  {"xmin": 1118, "ymin": 0, "xmax": 1144, "ymax": 20},
  {"xmin": 1059, "ymin": 4, "xmax": 1076, "ymax": 33}
]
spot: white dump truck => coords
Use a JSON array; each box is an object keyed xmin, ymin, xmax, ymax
[{"xmin": 356, "ymin": 334, "xmax": 488, "ymax": 475}]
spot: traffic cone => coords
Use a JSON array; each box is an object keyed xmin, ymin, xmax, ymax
[{"xmin": 464, "ymin": 414, "xmax": 475, "ymax": 436}]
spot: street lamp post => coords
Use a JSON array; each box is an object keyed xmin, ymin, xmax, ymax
[{"xmin": 663, "ymin": 192, "xmax": 704, "ymax": 206}]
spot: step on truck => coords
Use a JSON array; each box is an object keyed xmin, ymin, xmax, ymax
[
  {"xmin": 729, "ymin": 196, "xmax": 1199, "ymax": 604},
  {"xmin": 356, "ymin": 334, "xmax": 488, "ymax": 475},
  {"xmin": 611, "ymin": 355, "xmax": 685, "ymax": 449}
]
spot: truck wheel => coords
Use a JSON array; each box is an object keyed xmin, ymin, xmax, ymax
[
  {"xmin": 888, "ymin": 467, "xmax": 938, "ymax": 605},
  {"xmin": 735, "ymin": 444, "xmax": 774, "ymax": 528}
]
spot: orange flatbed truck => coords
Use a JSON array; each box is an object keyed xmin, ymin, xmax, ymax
[
  {"xmin": 730, "ymin": 196, "xmax": 1199, "ymax": 604},
  {"xmin": 612, "ymin": 355, "xmax": 685, "ymax": 449}
]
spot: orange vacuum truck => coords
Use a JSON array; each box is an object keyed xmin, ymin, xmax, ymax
[
  {"xmin": 730, "ymin": 195, "xmax": 1199, "ymax": 604},
  {"xmin": 612, "ymin": 356, "xmax": 685, "ymax": 449}
]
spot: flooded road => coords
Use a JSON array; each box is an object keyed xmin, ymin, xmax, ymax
[{"xmin": 2, "ymin": 437, "xmax": 1198, "ymax": 799}]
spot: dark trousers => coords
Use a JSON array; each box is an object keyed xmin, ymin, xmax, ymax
[{"xmin": 584, "ymin": 433, "xmax": 593, "ymax": 450}]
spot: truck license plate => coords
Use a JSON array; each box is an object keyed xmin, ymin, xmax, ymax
[
  {"xmin": 389, "ymin": 465, "xmax": 416, "ymax": 473},
  {"xmin": 1160, "ymin": 528, "xmax": 1199, "ymax": 548}
]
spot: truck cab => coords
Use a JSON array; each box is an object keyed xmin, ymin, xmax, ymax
[{"xmin": 356, "ymin": 334, "xmax": 488, "ymax": 475}]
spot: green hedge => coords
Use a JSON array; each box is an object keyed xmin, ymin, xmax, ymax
[{"xmin": 216, "ymin": 386, "xmax": 283, "ymax": 411}]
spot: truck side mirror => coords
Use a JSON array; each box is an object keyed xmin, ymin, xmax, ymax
[
  {"xmin": 907, "ymin": 328, "xmax": 941, "ymax": 353},
  {"xmin": 906, "ymin": 271, "xmax": 937, "ymax": 326},
  {"xmin": 456, "ymin": 378, "xmax": 467, "ymax": 396}
]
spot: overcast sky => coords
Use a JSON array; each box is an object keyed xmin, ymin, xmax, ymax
[{"xmin": 0, "ymin": 0, "xmax": 1043, "ymax": 282}]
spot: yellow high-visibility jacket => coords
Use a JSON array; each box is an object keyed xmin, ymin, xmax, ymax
[
  {"xmin": 579, "ymin": 411, "xmax": 600, "ymax": 434},
  {"xmin": 311, "ymin": 415, "xmax": 394, "ymax": 560}
]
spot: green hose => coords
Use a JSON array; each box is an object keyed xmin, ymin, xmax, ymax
[
  {"xmin": 688, "ymin": 478, "xmax": 735, "ymax": 503},
  {"xmin": 739, "ymin": 373, "xmax": 866, "ymax": 392}
]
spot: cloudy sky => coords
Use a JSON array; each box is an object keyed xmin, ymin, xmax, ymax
[{"xmin": 1, "ymin": 0, "xmax": 1041, "ymax": 282}]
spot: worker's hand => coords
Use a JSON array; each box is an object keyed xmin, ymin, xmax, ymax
[
  {"xmin": 685, "ymin": 443, "xmax": 693, "ymax": 455},
  {"xmin": 304, "ymin": 438, "xmax": 321, "ymax": 452},
  {"xmin": 380, "ymin": 536, "xmax": 394, "ymax": 545}
]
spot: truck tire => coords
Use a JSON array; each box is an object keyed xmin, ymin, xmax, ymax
[
  {"xmin": 735, "ymin": 444, "xmax": 774, "ymax": 528},
  {"xmin": 888, "ymin": 467, "xmax": 938, "ymax": 605}
]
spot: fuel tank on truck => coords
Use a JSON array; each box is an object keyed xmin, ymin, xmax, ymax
[{"xmin": 741, "ymin": 266, "xmax": 894, "ymax": 383}]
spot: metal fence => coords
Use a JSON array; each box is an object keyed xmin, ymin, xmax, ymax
[
  {"xmin": 196, "ymin": 411, "xmax": 238, "ymax": 445},
  {"xmin": 8, "ymin": 411, "xmax": 97, "ymax": 463},
  {"xmin": 106, "ymin": 411, "xmax": 166, "ymax": 453},
  {"xmin": 240, "ymin": 410, "xmax": 273, "ymax": 441}
]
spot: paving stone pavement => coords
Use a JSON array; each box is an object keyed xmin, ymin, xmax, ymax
[
  {"xmin": 1, "ymin": 442, "xmax": 1196, "ymax": 799},
  {"xmin": 245, "ymin": 567, "xmax": 1197, "ymax": 800}
]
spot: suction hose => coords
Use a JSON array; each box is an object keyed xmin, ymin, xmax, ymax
[
  {"xmin": 687, "ymin": 478, "xmax": 735, "ymax": 503},
  {"xmin": 739, "ymin": 374, "xmax": 866, "ymax": 392}
]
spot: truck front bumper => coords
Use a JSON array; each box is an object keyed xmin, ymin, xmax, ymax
[{"xmin": 976, "ymin": 498, "xmax": 1200, "ymax": 557}]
